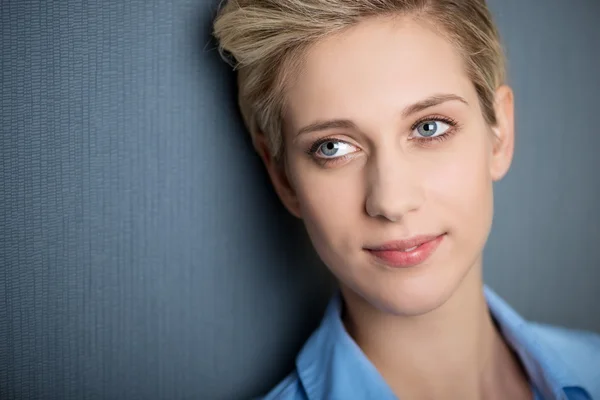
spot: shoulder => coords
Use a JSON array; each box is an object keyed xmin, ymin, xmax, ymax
[
  {"xmin": 258, "ymin": 370, "xmax": 307, "ymax": 400},
  {"xmin": 529, "ymin": 322, "xmax": 600, "ymax": 395}
]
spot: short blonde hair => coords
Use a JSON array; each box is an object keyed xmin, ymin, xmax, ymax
[{"xmin": 213, "ymin": 0, "xmax": 506, "ymax": 161}]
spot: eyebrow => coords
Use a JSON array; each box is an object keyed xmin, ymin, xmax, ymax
[{"xmin": 295, "ymin": 93, "xmax": 468, "ymax": 137}]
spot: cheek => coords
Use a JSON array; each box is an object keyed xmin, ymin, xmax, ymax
[
  {"xmin": 426, "ymin": 132, "xmax": 494, "ymax": 237},
  {"xmin": 288, "ymin": 160, "xmax": 364, "ymax": 249}
]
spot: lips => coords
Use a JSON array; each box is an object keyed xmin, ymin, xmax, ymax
[{"xmin": 365, "ymin": 234, "xmax": 446, "ymax": 268}]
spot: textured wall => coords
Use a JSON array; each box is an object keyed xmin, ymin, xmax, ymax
[
  {"xmin": 0, "ymin": 1, "xmax": 332, "ymax": 399},
  {"xmin": 1, "ymin": 0, "xmax": 598, "ymax": 399},
  {"xmin": 485, "ymin": 0, "xmax": 600, "ymax": 331}
]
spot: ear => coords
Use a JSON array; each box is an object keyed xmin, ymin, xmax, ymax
[
  {"xmin": 254, "ymin": 133, "xmax": 302, "ymax": 219},
  {"xmin": 489, "ymin": 85, "xmax": 515, "ymax": 182}
]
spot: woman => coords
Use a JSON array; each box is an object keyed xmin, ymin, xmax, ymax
[{"xmin": 213, "ymin": 1, "xmax": 600, "ymax": 399}]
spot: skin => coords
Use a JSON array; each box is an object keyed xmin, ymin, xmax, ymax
[{"xmin": 255, "ymin": 15, "xmax": 530, "ymax": 400}]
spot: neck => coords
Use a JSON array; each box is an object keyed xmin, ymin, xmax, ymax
[{"xmin": 340, "ymin": 259, "xmax": 532, "ymax": 400}]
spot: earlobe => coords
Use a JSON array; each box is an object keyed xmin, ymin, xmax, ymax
[
  {"xmin": 489, "ymin": 85, "xmax": 515, "ymax": 182},
  {"xmin": 254, "ymin": 134, "xmax": 303, "ymax": 219}
]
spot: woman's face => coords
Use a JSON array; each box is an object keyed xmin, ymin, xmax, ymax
[{"xmin": 261, "ymin": 16, "xmax": 514, "ymax": 316}]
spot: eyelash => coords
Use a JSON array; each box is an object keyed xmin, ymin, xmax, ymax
[{"xmin": 306, "ymin": 115, "xmax": 460, "ymax": 166}]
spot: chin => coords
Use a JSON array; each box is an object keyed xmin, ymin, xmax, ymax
[
  {"xmin": 341, "ymin": 253, "xmax": 475, "ymax": 318},
  {"xmin": 369, "ymin": 277, "xmax": 459, "ymax": 317}
]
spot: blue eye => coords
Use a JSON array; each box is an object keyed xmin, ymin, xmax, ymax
[
  {"xmin": 315, "ymin": 140, "xmax": 357, "ymax": 158},
  {"xmin": 320, "ymin": 141, "xmax": 339, "ymax": 156},
  {"xmin": 414, "ymin": 120, "xmax": 451, "ymax": 138}
]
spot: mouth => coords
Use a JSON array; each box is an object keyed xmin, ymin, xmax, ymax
[{"xmin": 364, "ymin": 233, "xmax": 446, "ymax": 268}]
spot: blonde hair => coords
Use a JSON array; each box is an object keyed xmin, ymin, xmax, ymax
[{"xmin": 213, "ymin": 0, "xmax": 506, "ymax": 161}]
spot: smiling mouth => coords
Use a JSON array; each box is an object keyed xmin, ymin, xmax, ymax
[{"xmin": 365, "ymin": 233, "xmax": 446, "ymax": 268}]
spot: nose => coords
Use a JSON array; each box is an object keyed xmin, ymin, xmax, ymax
[{"xmin": 365, "ymin": 153, "xmax": 425, "ymax": 222}]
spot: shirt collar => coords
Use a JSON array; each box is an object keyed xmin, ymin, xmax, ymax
[
  {"xmin": 296, "ymin": 292, "xmax": 397, "ymax": 399},
  {"xmin": 484, "ymin": 286, "xmax": 589, "ymax": 400},
  {"xmin": 295, "ymin": 285, "xmax": 589, "ymax": 400}
]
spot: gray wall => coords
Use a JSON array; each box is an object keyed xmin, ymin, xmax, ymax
[
  {"xmin": 0, "ymin": 1, "xmax": 598, "ymax": 399},
  {"xmin": 486, "ymin": 0, "xmax": 600, "ymax": 331}
]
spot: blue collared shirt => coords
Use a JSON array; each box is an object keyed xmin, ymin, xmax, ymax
[{"xmin": 262, "ymin": 286, "xmax": 600, "ymax": 400}]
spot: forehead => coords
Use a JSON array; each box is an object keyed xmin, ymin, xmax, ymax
[{"xmin": 284, "ymin": 16, "xmax": 476, "ymax": 130}]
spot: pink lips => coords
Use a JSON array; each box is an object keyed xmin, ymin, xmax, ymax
[{"xmin": 365, "ymin": 234, "xmax": 445, "ymax": 268}]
